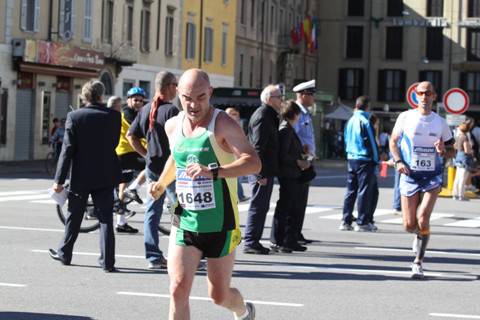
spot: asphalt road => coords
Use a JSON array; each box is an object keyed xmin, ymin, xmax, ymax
[{"xmin": 0, "ymin": 166, "xmax": 479, "ymax": 320}]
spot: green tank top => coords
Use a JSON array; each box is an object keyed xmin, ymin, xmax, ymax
[{"xmin": 172, "ymin": 109, "xmax": 239, "ymax": 233}]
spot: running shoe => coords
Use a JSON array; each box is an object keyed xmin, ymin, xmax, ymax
[
  {"xmin": 411, "ymin": 263, "xmax": 424, "ymax": 279},
  {"xmin": 148, "ymin": 257, "xmax": 168, "ymax": 270},
  {"xmin": 354, "ymin": 223, "xmax": 377, "ymax": 232},
  {"xmin": 245, "ymin": 302, "xmax": 256, "ymax": 319},
  {"xmin": 124, "ymin": 188, "xmax": 143, "ymax": 204},
  {"xmin": 115, "ymin": 223, "xmax": 139, "ymax": 234}
]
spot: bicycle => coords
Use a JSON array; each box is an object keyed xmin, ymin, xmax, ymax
[{"xmin": 56, "ymin": 184, "xmax": 172, "ymax": 235}]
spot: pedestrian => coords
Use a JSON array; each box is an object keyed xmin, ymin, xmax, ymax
[
  {"xmin": 50, "ymin": 118, "xmax": 66, "ymax": 161},
  {"xmin": 379, "ymin": 128, "xmax": 390, "ymax": 156},
  {"xmin": 50, "ymin": 118, "xmax": 60, "ymax": 138},
  {"xmin": 339, "ymin": 96, "xmax": 379, "ymax": 232},
  {"xmin": 225, "ymin": 106, "xmax": 249, "ymax": 202},
  {"xmin": 452, "ymin": 120, "xmax": 474, "ymax": 201},
  {"xmin": 292, "ymin": 79, "xmax": 317, "ymax": 244},
  {"xmin": 48, "ymin": 80, "xmax": 122, "ymax": 272},
  {"xmin": 390, "ymin": 81, "xmax": 455, "ymax": 278},
  {"xmin": 150, "ymin": 68, "xmax": 261, "ymax": 320},
  {"xmin": 243, "ymin": 84, "xmax": 282, "ymax": 255},
  {"xmin": 115, "ymin": 87, "xmax": 149, "ymax": 234},
  {"xmin": 107, "ymin": 96, "xmax": 122, "ymax": 113},
  {"xmin": 126, "ymin": 71, "xmax": 179, "ymax": 269},
  {"xmin": 270, "ymin": 100, "xmax": 310, "ymax": 253}
]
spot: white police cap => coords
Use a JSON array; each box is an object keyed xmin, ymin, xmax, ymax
[{"xmin": 292, "ymin": 79, "xmax": 316, "ymax": 93}]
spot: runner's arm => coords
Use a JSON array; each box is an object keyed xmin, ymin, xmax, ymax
[
  {"xmin": 126, "ymin": 131, "xmax": 147, "ymax": 157},
  {"xmin": 150, "ymin": 155, "xmax": 176, "ymax": 200}
]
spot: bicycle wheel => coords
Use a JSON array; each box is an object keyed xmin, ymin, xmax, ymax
[
  {"xmin": 56, "ymin": 196, "xmax": 100, "ymax": 233},
  {"xmin": 45, "ymin": 152, "xmax": 56, "ymax": 177}
]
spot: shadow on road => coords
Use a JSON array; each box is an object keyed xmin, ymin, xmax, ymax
[{"xmin": 0, "ymin": 312, "xmax": 92, "ymax": 320}]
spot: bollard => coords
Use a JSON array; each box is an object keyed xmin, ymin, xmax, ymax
[{"xmin": 438, "ymin": 166, "xmax": 456, "ymax": 197}]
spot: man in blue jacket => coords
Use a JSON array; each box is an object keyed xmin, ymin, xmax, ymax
[{"xmin": 340, "ymin": 96, "xmax": 379, "ymax": 232}]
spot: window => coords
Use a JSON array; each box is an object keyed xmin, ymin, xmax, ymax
[
  {"xmin": 468, "ymin": 0, "xmax": 480, "ymax": 17},
  {"xmin": 126, "ymin": 1, "xmax": 134, "ymax": 43},
  {"xmin": 385, "ymin": 27, "xmax": 403, "ymax": 60},
  {"xmin": 20, "ymin": 0, "xmax": 39, "ymax": 32},
  {"xmin": 185, "ymin": 22, "xmax": 196, "ymax": 59},
  {"xmin": 221, "ymin": 27, "xmax": 227, "ymax": 65},
  {"xmin": 122, "ymin": 80, "xmax": 135, "ymax": 97},
  {"xmin": 204, "ymin": 26, "xmax": 214, "ymax": 63},
  {"xmin": 165, "ymin": 8, "xmax": 175, "ymax": 56},
  {"xmin": 140, "ymin": 7, "xmax": 151, "ymax": 52},
  {"xmin": 156, "ymin": 0, "xmax": 162, "ymax": 50},
  {"xmin": 419, "ymin": 70, "xmax": 442, "ymax": 96},
  {"xmin": 338, "ymin": 68, "xmax": 364, "ymax": 100},
  {"xmin": 0, "ymin": 89, "xmax": 7, "ymax": 146},
  {"xmin": 269, "ymin": 60, "xmax": 274, "ymax": 83},
  {"xmin": 102, "ymin": 0, "xmax": 114, "ymax": 44},
  {"xmin": 59, "ymin": 0, "xmax": 75, "ymax": 40},
  {"xmin": 461, "ymin": 72, "xmax": 480, "ymax": 104},
  {"xmin": 139, "ymin": 81, "xmax": 151, "ymax": 99},
  {"xmin": 83, "ymin": 0, "xmax": 92, "ymax": 41},
  {"xmin": 346, "ymin": 26, "xmax": 363, "ymax": 59},
  {"xmin": 239, "ymin": 54, "xmax": 244, "ymax": 86},
  {"xmin": 100, "ymin": 72, "xmax": 113, "ymax": 96},
  {"xmin": 426, "ymin": 28, "xmax": 443, "ymax": 61},
  {"xmin": 378, "ymin": 69, "xmax": 406, "ymax": 102},
  {"xmin": 427, "ymin": 0, "xmax": 443, "ymax": 17},
  {"xmin": 41, "ymin": 91, "xmax": 51, "ymax": 145},
  {"xmin": 250, "ymin": 0, "xmax": 255, "ymax": 27},
  {"xmin": 270, "ymin": 5, "xmax": 275, "ymax": 34},
  {"xmin": 348, "ymin": 0, "xmax": 365, "ymax": 16},
  {"xmin": 240, "ymin": 0, "xmax": 246, "ymax": 24},
  {"xmin": 467, "ymin": 28, "xmax": 480, "ymax": 61},
  {"xmin": 249, "ymin": 56, "xmax": 254, "ymax": 87},
  {"xmin": 387, "ymin": 0, "xmax": 404, "ymax": 17}
]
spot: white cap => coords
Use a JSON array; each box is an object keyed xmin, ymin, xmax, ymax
[{"xmin": 292, "ymin": 79, "xmax": 316, "ymax": 93}]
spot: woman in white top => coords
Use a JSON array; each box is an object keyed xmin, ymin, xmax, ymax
[{"xmin": 452, "ymin": 120, "xmax": 474, "ymax": 200}]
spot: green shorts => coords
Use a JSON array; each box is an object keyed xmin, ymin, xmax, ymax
[{"xmin": 175, "ymin": 228, "xmax": 242, "ymax": 258}]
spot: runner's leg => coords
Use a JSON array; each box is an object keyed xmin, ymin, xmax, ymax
[
  {"xmin": 206, "ymin": 250, "xmax": 247, "ymax": 317},
  {"xmin": 168, "ymin": 227, "xmax": 202, "ymax": 320},
  {"xmin": 401, "ymin": 193, "xmax": 421, "ymax": 233},
  {"xmin": 414, "ymin": 187, "xmax": 440, "ymax": 263}
]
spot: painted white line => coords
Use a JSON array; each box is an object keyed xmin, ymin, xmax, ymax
[
  {"xmin": 445, "ymin": 217, "xmax": 480, "ymax": 228},
  {"xmin": 0, "ymin": 282, "xmax": 26, "ymax": 288},
  {"xmin": 0, "ymin": 225, "xmax": 64, "ymax": 233},
  {"xmin": 355, "ymin": 246, "xmax": 480, "ymax": 258},
  {"xmin": 0, "ymin": 190, "xmax": 45, "ymax": 196},
  {"xmin": 0, "ymin": 194, "xmax": 51, "ymax": 202},
  {"xmin": 32, "ymin": 249, "xmax": 144, "ymax": 259},
  {"xmin": 319, "ymin": 210, "xmax": 393, "ymax": 220},
  {"xmin": 430, "ymin": 313, "xmax": 480, "ymax": 319},
  {"xmin": 30, "ymin": 199, "xmax": 57, "ymax": 204},
  {"xmin": 117, "ymin": 291, "xmax": 304, "ymax": 307}
]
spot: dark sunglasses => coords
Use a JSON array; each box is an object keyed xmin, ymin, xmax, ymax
[{"xmin": 416, "ymin": 91, "xmax": 433, "ymax": 97}]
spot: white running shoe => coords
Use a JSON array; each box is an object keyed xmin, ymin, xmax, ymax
[
  {"xmin": 244, "ymin": 302, "xmax": 256, "ymax": 319},
  {"xmin": 339, "ymin": 222, "xmax": 353, "ymax": 231},
  {"xmin": 411, "ymin": 263, "xmax": 424, "ymax": 279}
]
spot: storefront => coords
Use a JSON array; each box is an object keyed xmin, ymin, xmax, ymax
[{"xmin": 8, "ymin": 39, "xmax": 110, "ymax": 160}]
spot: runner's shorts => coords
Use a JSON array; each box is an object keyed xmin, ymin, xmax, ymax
[
  {"xmin": 174, "ymin": 227, "xmax": 242, "ymax": 258},
  {"xmin": 399, "ymin": 173, "xmax": 442, "ymax": 197}
]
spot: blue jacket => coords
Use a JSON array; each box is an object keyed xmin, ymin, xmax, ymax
[{"xmin": 344, "ymin": 110, "xmax": 379, "ymax": 163}]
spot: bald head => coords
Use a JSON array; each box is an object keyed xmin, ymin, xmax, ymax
[
  {"xmin": 416, "ymin": 81, "xmax": 435, "ymax": 93},
  {"xmin": 177, "ymin": 69, "xmax": 214, "ymax": 123},
  {"xmin": 178, "ymin": 69, "xmax": 210, "ymax": 89}
]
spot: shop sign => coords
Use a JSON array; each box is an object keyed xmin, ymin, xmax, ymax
[
  {"xmin": 391, "ymin": 17, "xmax": 449, "ymax": 27},
  {"xmin": 23, "ymin": 40, "xmax": 104, "ymax": 71}
]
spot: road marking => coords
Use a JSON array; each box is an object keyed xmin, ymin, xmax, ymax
[
  {"xmin": 0, "ymin": 194, "xmax": 51, "ymax": 202},
  {"xmin": 30, "ymin": 199, "xmax": 56, "ymax": 204},
  {"xmin": 117, "ymin": 291, "xmax": 304, "ymax": 307},
  {"xmin": 0, "ymin": 225, "xmax": 64, "ymax": 233},
  {"xmin": 0, "ymin": 282, "xmax": 26, "ymax": 288},
  {"xmin": 430, "ymin": 313, "xmax": 480, "ymax": 319},
  {"xmin": 0, "ymin": 190, "xmax": 45, "ymax": 196},
  {"xmin": 32, "ymin": 249, "xmax": 144, "ymax": 259},
  {"xmin": 319, "ymin": 209, "xmax": 393, "ymax": 220},
  {"xmin": 355, "ymin": 246, "xmax": 480, "ymax": 258},
  {"xmin": 382, "ymin": 213, "xmax": 455, "ymax": 225},
  {"xmin": 237, "ymin": 203, "xmax": 339, "ymax": 216},
  {"xmin": 445, "ymin": 217, "xmax": 480, "ymax": 228}
]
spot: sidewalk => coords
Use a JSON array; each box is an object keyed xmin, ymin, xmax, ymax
[{"xmin": 0, "ymin": 160, "xmax": 46, "ymax": 175}]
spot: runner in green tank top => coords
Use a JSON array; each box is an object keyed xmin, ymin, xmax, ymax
[{"xmin": 150, "ymin": 69, "xmax": 261, "ymax": 320}]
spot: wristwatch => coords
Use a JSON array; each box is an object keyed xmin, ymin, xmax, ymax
[
  {"xmin": 208, "ymin": 163, "xmax": 219, "ymax": 180},
  {"xmin": 394, "ymin": 159, "xmax": 403, "ymax": 168}
]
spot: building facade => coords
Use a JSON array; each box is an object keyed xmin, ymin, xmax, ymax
[
  {"xmin": 235, "ymin": 0, "xmax": 319, "ymax": 90},
  {"xmin": 180, "ymin": 0, "xmax": 237, "ymax": 87},
  {"xmin": 317, "ymin": 0, "xmax": 480, "ymax": 122}
]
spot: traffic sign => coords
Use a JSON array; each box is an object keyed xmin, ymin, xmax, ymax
[
  {"xmin": 442, "ymin": 88, "xmax": 469, "ymax": 114},
  {"xmin": 406, "ymin": 82, "xmax": 419, "ymax": 109}
]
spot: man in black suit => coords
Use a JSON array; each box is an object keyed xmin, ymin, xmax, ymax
[
  {"xmin": 243, "ymin": 84, "xmax": 281, "ymax": 255},
  {"xmin": 49, "ymin": 80, "xmax": 122, "ymax": 272}
]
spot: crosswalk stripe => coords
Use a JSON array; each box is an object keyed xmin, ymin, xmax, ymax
[
  {"xmin": 430, "ymin": 313, "xmax": 480, "ymax": 319},
  {"xmin": 0, "ymin": 194, "xmax": 51, "ymax": 202},
  {"xmin": 0, "ymin": 190, "xmax": 45, "ymax": 196},
  {"xmin": 0, "ymin": 282, "xmax": 26, "ymax": 288},
  {"xmin": 30, "ymin": 199, "xmax": 56, "ymax": 204},
  {"xmin": 319, "ymin": 210, "xmax": 393, "ymax": 221},
  {"xmin": 445, "ymin": 217, "xmax": 480, "ymax": 228}
]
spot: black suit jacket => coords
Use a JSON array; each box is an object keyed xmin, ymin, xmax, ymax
[
  {"xmin": 247, "ymin": 104, "xmax": 280, "ymax": 178},
  {"xmin": 55, "ymin": 104, "xmax": 122, "ymax": 191},
  {"xmin": 278, "ymin": 121, "xmax": 303, "ymax": 179}
]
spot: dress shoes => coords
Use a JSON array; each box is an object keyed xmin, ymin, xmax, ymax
[
  {"xmin": 243, "ymin": 244, "xmax": 270, "ymax": 255},
  {"xmin": 48, "ymin": 249, "xmax": 70, "ymax": 265},
  {"xmin": 283, "ymin": 243, "xmax": 308, "ymax": 252}
]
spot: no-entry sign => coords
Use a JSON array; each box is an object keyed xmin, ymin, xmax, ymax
[
  {"xmin": 406, "ymin": 82, "xmax": 419, "ymax": 109},
  {"xmin": 442, "ymin": 88, "xmax": 469, "ymax": 114}
]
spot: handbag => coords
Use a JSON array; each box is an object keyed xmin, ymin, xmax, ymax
[{"xmin": 297, "ymin": 165, "xmax": 316, "ymax": 183}]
